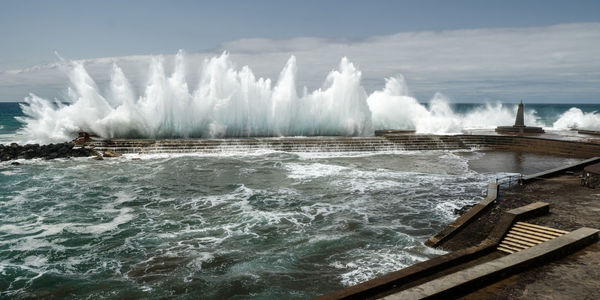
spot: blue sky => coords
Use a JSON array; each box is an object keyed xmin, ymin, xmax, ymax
[{"xmin": 1, "ymin": 0, "xmax": 600, "ymax": 102}]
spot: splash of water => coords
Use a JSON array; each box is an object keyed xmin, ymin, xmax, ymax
[
  {"xmin": 18, "ymin": 52, "xmax": 375, "ymax": 143},
  {"xmin": 17, "ymin": 51, "xmax": 591, "ymax": 144},
  {"xmin": 552, "ymin": 108, "xmax": 600, "ymax": 130},
  {"xmin": 367, "ymin": 78, "xmax": 544, "ymax": 134}
]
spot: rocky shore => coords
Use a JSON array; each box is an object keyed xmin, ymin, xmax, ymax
[{"xmin": 0, "ymin": 142, "xmax": 97, "ymax": 161}]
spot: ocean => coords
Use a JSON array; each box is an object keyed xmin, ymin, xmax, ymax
[{"xmin": 0, "ymin": 101, "xmax": 595, "ymax": 298}]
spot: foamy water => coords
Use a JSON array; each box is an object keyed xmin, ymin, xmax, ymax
[
  {"xmin": 14, "ymin": 52, "xmax": 600, "ymax": 144},
  {"xmin": 0, "ymin": 150, "xmax": 502, "ymax": 298}
]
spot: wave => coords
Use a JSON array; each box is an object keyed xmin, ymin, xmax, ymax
[
  {"xmin": 553, "ymin": 107, "xmax": 600, "ymax": 130},
  {"xmin": 15, "ymin": 51, "xmax": 600, "ymax": 144}
]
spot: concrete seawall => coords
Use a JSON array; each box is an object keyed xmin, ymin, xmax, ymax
[
  {"xmin": 382, "ymin": 134, "xmax": 600, "ymax": 158},
  {"xmin": 425, "ymin": 183, "xmax": 499, "ymax": 248},
  {"xmin": 88, "ymin": 134, "xmax": 600, "ymax": 158}
]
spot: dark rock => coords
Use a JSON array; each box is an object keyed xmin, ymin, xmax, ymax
[
  {"xmin": 454, "ymin": 204, "xmax": 476, "ymax": 216},
  {"xmin": 10, "ymin": 161, "xmax": 21, "ymax": 166},
  {"xmin": 0, "ymin": 142, "xmax": 96, "ymax": 161},
  {"xmin": 23, "ymin": 149, "xmax": 36, "ymax": 159},
  {"xmin": 93, "ymin": 156, "xmax": 104, "ymax": 160}
]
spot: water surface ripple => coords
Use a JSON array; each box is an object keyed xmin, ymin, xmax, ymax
[{"xmin": 1, "ymin": 151, "xmax": 502, "ymax": 298}]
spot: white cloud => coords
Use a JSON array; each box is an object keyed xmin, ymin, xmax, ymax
[{"xmin": 1, "ymin": 22, "xmax": 599, "ymax": 103}]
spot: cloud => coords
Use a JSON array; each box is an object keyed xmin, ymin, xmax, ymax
[{"xmin": 1, "ymin": 22, "xmax": 599, "ymax": 103}]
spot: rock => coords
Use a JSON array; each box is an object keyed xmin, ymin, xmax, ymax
[
  {"xmin": 93, "ymin": 156, "xmax": 104, "ymax": 160},
  {"xmin": 131, "ymin": 157, "xmax": 142, "ymax": 161},
  {"xmin": 10, "ymin": 161, "xmax": 21, "ymax": 166},
  {"xmin": 454, "ymin": 204, "xmax": 476, "ymax": 216},
  {"xmin": 103, "ymin": 151, "xmax": 121, "ymax": 158},
  {"xmin": 23, "ymin": 149, "xmax": 36, "ymax": 159},
  {"xmin": 73, "ymin": 131, "xmax": 92, "ymax": 146},
  {"xmin": 0, "ymin": 142, "xmax": 95, "ymax": 161}
]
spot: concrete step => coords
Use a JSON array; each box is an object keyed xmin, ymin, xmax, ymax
[{"xmin": 497, "ymin": 222, "xmax": 568, "ymax": 254}]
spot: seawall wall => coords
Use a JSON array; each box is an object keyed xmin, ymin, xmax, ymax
[{"xmin": 88, "ymin": 134, "xmax": 600, "ymax": 158}]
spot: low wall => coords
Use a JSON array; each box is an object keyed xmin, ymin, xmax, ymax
[
  {"xmin": 521, "ymin": 157, "xmax": 600, "ymax": 183},
  {"xmin": 425, "ymin": 183, "xmax": 499, "ymax": 248},
  {"xmin": 383, "ymin": 134, "xmax": 600, "ymax": 158}
]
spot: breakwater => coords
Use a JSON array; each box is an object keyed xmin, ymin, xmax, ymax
[
  {"xmin": 0, "ymin": 142, "xmax": 97, "ymax": 161},
  {"xmin": 2, "ymin": 134, "xmax": 599, "ymax": 161},
  {"xmin": 88, "ymin": 134, "xmax": 600, "ymax": 158}
]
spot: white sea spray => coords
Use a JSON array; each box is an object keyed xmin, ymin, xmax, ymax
[{"xmin": 15, "ymin": 51, "xmax": 581, "ymax": 144}]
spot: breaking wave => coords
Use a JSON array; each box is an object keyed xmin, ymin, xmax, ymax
[
  {"xmin": 15, "ymin": 51, "xmax": 600, "ymax": 144},
  {"xmin": 553, "ymin": 107, "xmax": 600, "ymax": 130}
]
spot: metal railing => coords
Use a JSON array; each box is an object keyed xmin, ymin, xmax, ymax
[{"xmin": 495, "ymin": 174, "xmax": 522, "ymax": 189}]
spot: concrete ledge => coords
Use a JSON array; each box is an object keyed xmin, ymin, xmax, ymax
[
  {"xmin": 578, "ymin": 129, "xmax": 600, "ymax": 136},
  {"xmin": 521, "ymin": 157, "xmax": 600, "ymax": 183},
  {"xmin": 506, "ymin": 201, "xmax": 549, "ymax": 217},
  {"xmin": 374, "ymin": 130, "xmax": 416, "ymax": 136},
  {"xmin": 484, "ymin": 202, "xmax": 550, "ymax": 244},
  {"xmin": 425, "ymin": 183, "xmax": 499, "ymax": 247},
  {"xmin": 382, "ymin": 227, "xmax": 600, "ymax": 300}
]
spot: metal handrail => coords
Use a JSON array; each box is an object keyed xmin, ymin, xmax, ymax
[{"xmin": 495, "ymin": 174, "xmax": 522, "ymax": 189}]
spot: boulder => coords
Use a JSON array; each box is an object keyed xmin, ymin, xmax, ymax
[
  {"xmin": 103, "ymin": 151, "xmax": 122, "ymax": 158},
  {"xmin": 0, "ymin": 142, "xmax": 96, "ymax": 161}
]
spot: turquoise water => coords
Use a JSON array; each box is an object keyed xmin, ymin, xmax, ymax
[{"xmin": 0, "ymin": 103, "xmax": 23, "ymax": 143}]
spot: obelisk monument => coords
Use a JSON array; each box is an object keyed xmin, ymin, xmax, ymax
[{"xmin": 495, "ymin": 101, "xmax": 544, "ymax": 134}]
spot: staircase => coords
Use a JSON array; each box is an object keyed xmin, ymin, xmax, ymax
[
  {"xmin": 88, "ymin": 137, "xmax": 403, "ymax": 154},
  {"xmin": 497, "ymin": 222, "xmax": 568, "ymax": 254}
]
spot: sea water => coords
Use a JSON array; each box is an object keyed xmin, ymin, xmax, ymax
[
  {"xmin": 1, "ymin": 53, "xmax": 598, "ymax": 298},
  {"xmin": 0, "ymin": 121, "xmax": 589, "ymax": 299},
  {"xmin": 0, "ymin": 147, "xmax": 582, "ymax": 299}
]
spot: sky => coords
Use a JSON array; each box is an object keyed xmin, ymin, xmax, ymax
[{"xmin": 1, "ymin": 0, "xmax": 600, "ymax": 103}]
